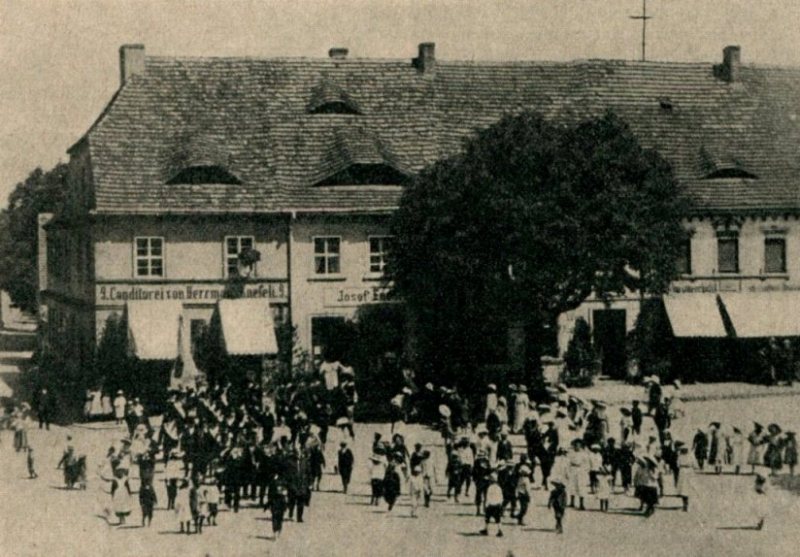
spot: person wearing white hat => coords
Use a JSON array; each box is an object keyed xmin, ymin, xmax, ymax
[
  {"xmin": 408, "ymin": 465, "xmax": 425, "ymax": 517},
  {"xmin": 113, "ymin": 390, "xmax": 127, "ymax": 425},
  {"xmin": 484, "ymin": 384, "xmax": 498, "ymax": 421}
]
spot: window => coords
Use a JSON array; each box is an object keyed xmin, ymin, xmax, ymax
[
  {"xmin": 676, "ymin": 237, "xmax": 692, "ymax": 275},
  {"xmin": 765, "ymin": 237, "xmax": 787, "ymax": 274},
  {"xmin": 717, "ymin": 236, "xmax": 739, "ymax": 274},
  {"xmin": 135, "ymin": 237, "xmax": 164, "ymax": 277},
  {"xmin": 369, "ymin": 236, "xmax": 393, "ymax": 274},
  {"xmin": 225, "ymin": 236, "xmax": 255, "ymax": 277},
  {"xmin": 314, "ymin": 237, "xmax": 340, "ymax": 274}
]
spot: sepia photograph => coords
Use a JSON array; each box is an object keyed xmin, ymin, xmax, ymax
[{"xmin": 1, "ymin": 1, "xmax": 800, "ymax": 555}]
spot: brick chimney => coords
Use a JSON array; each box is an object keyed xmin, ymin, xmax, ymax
[
  {"xmin": 328, "ymin": 47, "xmax": 349, "ymax": 60},
  {"xmin": 413, "ymin": 42, "xmax": 436, "ymax": 74},
  {"xmin": 719, "ymin": 45, "xmax": 741, "ymax": 82},
  {"xmin": 119, "ymin": 44, "xmax": 145, "ymax": 86}
]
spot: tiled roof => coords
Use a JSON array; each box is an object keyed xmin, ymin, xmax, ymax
[{"xmin": 80, "ymin": 52, "xmax": 800, "ymax": 214}]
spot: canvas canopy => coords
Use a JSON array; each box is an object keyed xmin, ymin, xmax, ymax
[
  {"xmin": 218, "ymin": 298, "xmax": 278, "ymax": 356},
  {"xmin": 663, "ymin": 294, "xmax": 728, "ymax": 338},
  {"xmin": 126, "ymin": 300, "xmax": 183, "ymax": 360},
  {"xmin": 719, "ymin": 292, "xmax": 800, "ymax": 338}
]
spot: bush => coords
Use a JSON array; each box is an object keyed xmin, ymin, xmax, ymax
[{"xmin": 562, "ymin": 318, "xmax": 598, "ymax": 387}]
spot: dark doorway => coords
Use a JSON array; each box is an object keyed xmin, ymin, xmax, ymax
[
  {"xmin": 593, "ymin": 309, "xmax": 627, "ymax": 379},
  {"xmin": 311, "ymin": 316, "xmax": 347, "ymax": 362}
]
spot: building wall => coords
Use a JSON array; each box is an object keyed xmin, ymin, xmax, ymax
[{"xmin": 289, "ymin": 214, "xmax": 393, "ymax": 356}]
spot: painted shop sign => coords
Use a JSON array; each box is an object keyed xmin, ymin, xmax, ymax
[
  {"xmin": 324, "ymin": 286, "xmax": 394, "ymax": 307},
  {"xmin": 97, "ymin": 281, "xmax": 289, "ymax": 304},
  {"xmin": 671, "ymin": 282, "xmax": 800, "ymax": 294}
]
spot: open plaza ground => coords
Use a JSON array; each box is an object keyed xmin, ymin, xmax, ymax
[{"xmin": 2, "ymin": 389, "xmax": 800, "ymax": 557}]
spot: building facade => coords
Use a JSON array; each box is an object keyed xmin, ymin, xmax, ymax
[{"xmin": 41, "ymin": 42, "xmax": 800, "ymax": 379}]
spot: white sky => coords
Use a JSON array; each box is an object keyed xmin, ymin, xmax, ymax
[{"xmin": 1, "ymin": 0, "xmax": 799, "ymax": 205}]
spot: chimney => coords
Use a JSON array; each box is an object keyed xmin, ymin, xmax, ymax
[
  {"xmin": 413, "ymin": 42, "xmax": 436, "ymax": 74},
  {"xmin": 328, "ymin": 47, "xmax": 349, "ymax": 60},
  {"xmin": 720, "ymin": 45, "xmax": 741, "ymax": 82},
  {"xmin": 119, "ymin": 44, "xmax": 145, "ymax": 86}
]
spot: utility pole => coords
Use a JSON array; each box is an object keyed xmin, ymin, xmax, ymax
[{"xmin": 629, "ymin": 0, "xmax": 652, "ymax": 61}]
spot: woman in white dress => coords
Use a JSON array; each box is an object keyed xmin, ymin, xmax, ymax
[
  {"xmin": 567, "ymin": 440, "xmax": 589, "ymax": 510},
  {"xmin": 675, "ymin": 443, "xmax": 694, "ymax": 512},
  {"xmin": 513, "ymin": 386, "xmax": 530, "ymax": 433},
  {"xmin": 730, "ymin": 427, "xmax": 746, "ymax": 474}
]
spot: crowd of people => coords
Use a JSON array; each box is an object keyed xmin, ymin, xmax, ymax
[{"xmin": 3, "ymin": 361, "xmax": 791, "ymax": 541}]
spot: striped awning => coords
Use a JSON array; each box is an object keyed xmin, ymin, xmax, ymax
[
  {"xmin": 663, "ymin": 294, "xmax": 728, "ymax": 338},
  {"xmin": 126, "ymin": 300, "xmax": 183, "ymax": 360},
  {"xmin": 719, "ymin": 291, "xmax": 800, "ymax": 338},
  {"xmin": 218, "ymin": 298, "xmax": 279, "ymax": 356}
]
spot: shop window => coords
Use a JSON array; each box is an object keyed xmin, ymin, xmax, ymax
[
  {"xmin": 225, "ymin": 236, "xmax": 255, "ymax": 277},
  {"xmin": 765, "ymin": 237, "xmax": 787, "ymax": 274},
  {"xmin": 676, "ymin": 237, "xmax": 692, "ymax": 275},
  {"xmin": 134, "ymin": 237, "xmax": 164, "ymax": 277},
  {"xmin": 314, "ymin": 237, "xmax": 341, "ymax": 274},
  {"xmin": 369, "ymin": 236, "xmax": 393, "ymax": 274},
  {"xmin": 717, "ymin": 236, "xmax": 739, "ymax": 274}
]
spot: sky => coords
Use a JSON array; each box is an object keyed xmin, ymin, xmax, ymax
[{"xmin": 1, "ymin": 0, "xmax": 799, "ymax": 206}]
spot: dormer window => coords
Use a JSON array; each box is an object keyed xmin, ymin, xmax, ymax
[
  {"xmin": 703, "ymin": 167, "xmax": 758, "ymax": 180},
  {"xmin": 308, "ymin": 80, "xmax": 362, "ymax": 115},
  {"xmin": 167, "ymin": 165, "xmax": 242, "ymax": 185},
  {"xmin": 312, "ymin": 128, "xmax": 409, "ymax": 186}
]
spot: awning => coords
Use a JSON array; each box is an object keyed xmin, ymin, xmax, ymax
[
  {"xmin": 719, "ymin": 292, "xmax": 800, "ymax": 338},
  {"xmin": 126, "ymin": 300, "xmax": 183, "ymax": 360},
  {"xmin": 218, "ymin": 298, "xmax": 279, "ymax": 356},
  {"xmin": 663, "ymin": 294, "xmax": 728, "ymax": 338}
]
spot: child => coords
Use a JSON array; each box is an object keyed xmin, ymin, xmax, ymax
[
  {"xmin": 110, "ymin": 468, "xmax": 133, "ymax": 526},
  {"xmin": 175, "ymin": 479, "xmax": 193, "ymax": 534},
  {"xmin": 369, "ymin": 454, "xmax": 387, "ymax": 506},
  {"xmin": 784, "ymin": 431, "xmax": 797, "ymax": 476},
  {"xmin": 479, "ymin": 472, "xmax": 504, "ymax": 537},
  {"xmin": 548, "ymin": 479, "xmax": 567, "ymax": 534},
  {"xmin": 596, "ymin": 467, "xmax": 611, "ymax": 512},
  {"xmin": 139, "ymin": 482, "xmax": 157, "ymax": 527},
  {"xmin": 588, "ymin": 444, "xmax": 603, "ymax": 494},
  {"xmin": 269, "ymin": 476, "xmax": 289, "ymax": 539},
  {"xmin": 515, "ymin": 463, "xmax": 532, "ymax": 525},
  {"xmin": 446, "ymin": 450, "xmax": 463, "ymax": 502},
  {"xmin": 753, "ymin": 473, "xmax": 769, "ymax": 530},
  {"xmin": 408, "ymin": 466, "xmax": 424, "ymax": 517},
  {"xmin": 190, "ymin": 478, "xmax": 205, "ymax": 534},
  {"xmin": 675, "ymin": 444, "xmax": 694, "ymax": 512},
  {"xmin": 164, "ymin": 454, "xmax": 183, "ymax": 510},
  {"xmin": 26, "ymin": 446, "xmax": 37, "ymax": 479},
  {"xmin": 204, "ymin": 478, "xmax": 221, "ymax": 526},
  {"xmin": 338, "ymin": 441, "xmax": 354, "ymax": 493}
]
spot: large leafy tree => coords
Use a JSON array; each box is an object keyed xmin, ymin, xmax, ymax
[
  {"xmin": 0, "ymin": 164, "xmax": 68, "ymax": 313},
  {"xmin": 388, "ymin": 110, "xmax": 689, "ymax": 391}
]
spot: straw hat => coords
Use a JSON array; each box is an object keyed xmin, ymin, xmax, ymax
[
  {"xmin": 487, "ymin": 384, "xmax": 497, "ymax": 392},
  {"xmin": 519, "ymin": 384, "xmax": 528, "ymax": 393},
  {"xmin": 438, "ymin": 404, "xmax": 452, "ymax": 418}
]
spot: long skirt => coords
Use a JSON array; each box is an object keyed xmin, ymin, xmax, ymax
[{"xmin": 675, "ymin": 467, "xmax": 693, "ymax": 497}]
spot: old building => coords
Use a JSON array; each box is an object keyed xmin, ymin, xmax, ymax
[{"xmin": 41, "ymin": 42, "xmax": 800, "ymax": 381}]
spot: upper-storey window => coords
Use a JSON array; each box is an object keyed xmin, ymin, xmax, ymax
[
  {"xmin": 225, "ymin": 236, "xmax": 255, "ymax": 277},
  {"xmin": 717, "ymin": 234, "xmax": 739, "ymax": 274},
  {"xmin": 765, "ymin": 237, "xmax": 787, "ymax": 274},
  {"xmin": 135, "ymin": 237, "xmax": 164, "ymax": 278},
  {"xmin": 675, "ymin": 236, "xmax": 692, "ymax": 275},
  {"xmin": 314, "ymin": 237, "xmax": 341, "ymax": 275},
  {"xmin": 369, "ymin": 236, "xmax": 393, "ymax": 274}
]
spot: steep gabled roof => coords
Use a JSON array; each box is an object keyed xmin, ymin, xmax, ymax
[{"xmin": 79, "ymin": 52, "xmax": 800, "ymax": 215}]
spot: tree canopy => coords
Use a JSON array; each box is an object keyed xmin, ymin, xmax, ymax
[
  {"xmin": 388, "ymin": 110, "xmax": 689, "ymax": 388},
  {"xmin": 0, "ymin": 164, "xmax": 67, "ymax": 314}
]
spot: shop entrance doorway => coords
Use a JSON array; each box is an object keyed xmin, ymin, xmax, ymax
[
  {"xmin": 592, "ymin": 309, "xmax": 627, "ymax": 379},
  {"xmin": 311, "ymin": 316, "xmax": 347, "ymax": 363}
]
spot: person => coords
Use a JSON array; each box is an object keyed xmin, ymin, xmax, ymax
[
  {"xmin": 479, "ymin": 472, "xmax": 504, "ymax": 537},
  {"xmin": 27, "ymin": 446, "xmax": 37, "ymax": 479},
  {"xmin": 110, "ymin": 469, "xmax": 133, "ymax": 526},
  {"xmin": 456, "ymin": 437, "xmax": 474, "ymax": 496},
  {"xmin": 513, "ymin": 385, "xmax": 529, "ymax": 433},
  {"xmin": 617, "ymin": 442, "xmax": 635, "ymax": 494},
  {"xmin": 764, "ymin": 424, "xmax": 784, "ymax": 476},
  {"xmin": 515, "ymin": 462, "xmax": 532, "ymax": 525},
  {"xmin": 408, "ymin": 466, "xmax": 424, "ymax": 518},
  {"xmin": 308, "ymin": 443, "xmax": 326, "ymax": 491},
  {"xmin": 708, "ymin": 423, "xmax": 723, "ymax": 474},
  {"xmin": 747, "ymin": 422, "xmax": 766, "ymax": 474},
  {"xmin": 752, "ymin": 473, "xmax": 770, "ymax": 530},
  {"xmin": 203, "ymin": 477, "xmax": 220, "ymax": 526},
  {"xmin": 164, "ymin": 453, "xmax": 183, "ymax": 510},
  {"xmin": 337, "ymin": 441, "xmax": 354, "ymax": 493},
  {"xmin": 692, "ymin": 428, "xmax": 709, "ymax": 471},
  {"xmin": 269, "ymin": 475, "xmax": 289, "ymax": 539},
  {"xmin": 35, "ymin": 388, "xmax": 54, "ymax": 430},
  {"xmin": 383, "ymin": 461, "xmax": 402, "ymax": 512},
  {"xmin": 548, "ymin": 479, "xmax": 567, "ymax": 534},
  {"xmin": 175, "ymin": 479, "xmax": 193, "ymax": 534},
  {"xmin": 446, "ymin": 449, "xmax": 462, "ymax": 502},
  {"xmin": 139, "ymin": 482, "xmax": 157, "ymax": 527},
  {"xmin": 485, "ymin": 384, "xmax": 498, "ymax": 421},
  {"xmin": 369, "ymin": 454, "xmax": 387, "ymax": 506},
  {"xmin": 596, "ymin": 467, "xmax": 611, "ymax": 512},
  {"xmin": 57, "ymin": 437, "xmax": 77, "ymax": 488},
  {"xmin": 113, "ymin": 390, "xmax": 126, "ymax": 426},
  {"xmin": 731, "ymin": 427, "xmax": 746, "ymax": 475},
  {"xmin": 420, "ymin": 450, "xmax": 436, "ymax": 508},
  {"xmin": 389, "ymin": 390, "xmax": 407, "ymax": 434},
  {"xmin": 567, "ymin": 439, "xmax": 589, "ymax": 510},
  {"xmin": 631, "ymin": 400, "xmax": 643, "ymax": 436},
  {"xmin": 641, "ymin": 457, "xmax": 660, "ymax": 517},
  {"xmin": 675, "ymin": 443, "xmax": 694, "ymax": 512},
  {"xmin": 319, "ymin": 359, "xmax": 341, "ymax": 392},
  {"xmin": 784, "ymin": 431, "xmax": 798, "ymax": 476},
  {"xmin": 646, "ymin": 376, "xmax": 662, "ymax": 415},
  {"xmin": 588, "ymin": 444, "xmax": 603, "ymax": 493}
]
